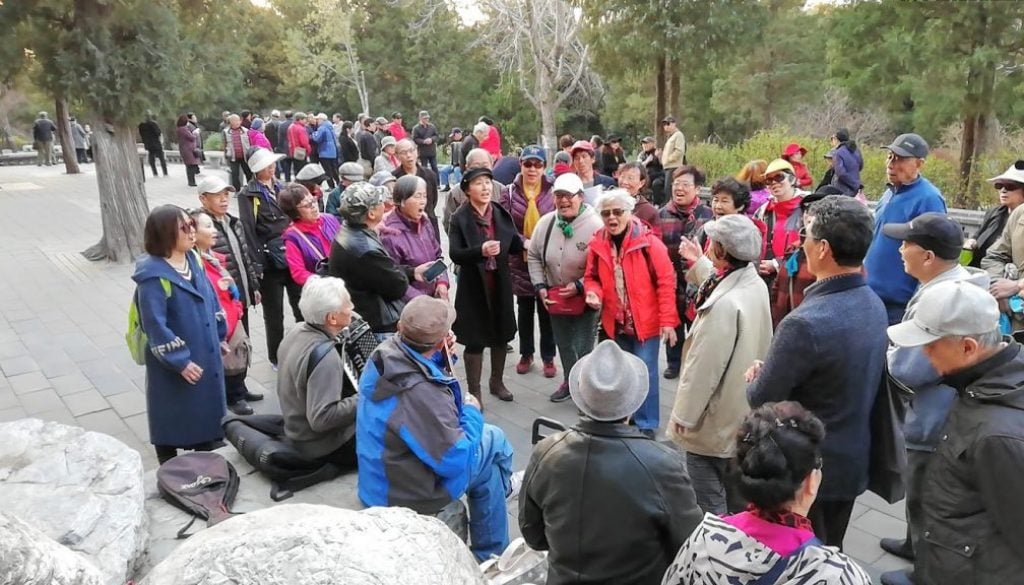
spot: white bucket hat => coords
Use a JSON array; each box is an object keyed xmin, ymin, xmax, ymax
[
  {"xmin": 987, "ymin": 160, "xmax": 1024, "ymax": 186},
  {"xmin": 246, "ymin": 148, "xmax": 284, "ymax": 174},
  {"xmin": 568, "ymin": 340, "xmax": 648, "ymax": 422}
]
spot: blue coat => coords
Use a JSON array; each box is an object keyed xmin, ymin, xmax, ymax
[
  {"xmin": 313, "ymin": 122, "xmax": 338, "ymax": 159},
  {"xmin": 747, "ymin": 273, "xmax": 888, "ymax": 501},
  {"xmin": 830, "ymin": 142, "xmax": 863, "ymax": 196},
  {"xmin": 132, "ymin": 254, "xmax": 227, "ymax": 447}
]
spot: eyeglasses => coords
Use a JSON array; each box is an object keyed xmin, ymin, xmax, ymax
[
  {"xmin": 995, "ymin": 183, "xmax": 1023, "ymax": 193},
  {"xmin": 799, "ymin": 226, "xmax": 808, "ymax": 244},
  {"xmin": 553, "ymin": 191, "xmax": 579, "ymax": 199},
  {"xmin": 885, "ymin": 152, "xmax": 912, "ymax": 163},
  {"xmin": 297, "ymin": 197, "xmax": 317, "ymax": 209},
  {"xmin": 672, "ymin": 181, "xmax": 695, "ymax": 189},
  {"xmin": 765, "ymin": 174, "xmax": 787, "ymax": 185},
  {"xmin": 396, "ymin": 148, "xmax": 415, "ymax": 155},
  {"xmin": 600, "ymin": 208, "xmax": 626, "ymax": 218},
  {"xmin": 521, "ymin": 160, "xmax": 545, "ymax": 169},
  {"xmin": 179, "ymin": 219, "xmax": 197, "ymax": 233}
]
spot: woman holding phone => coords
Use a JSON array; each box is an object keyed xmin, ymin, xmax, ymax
[
  {"xmin": 449, "ymin": 167, "xmax": 523, "ymax": 405},
  {"xmin": 379, "ymin": 175, "xmax": 449, "ymax": 300}
]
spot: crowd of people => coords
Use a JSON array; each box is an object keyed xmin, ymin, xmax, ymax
[{"xmin": 128, "ymin": 104, "xmax": 1024, "ymax": 585}]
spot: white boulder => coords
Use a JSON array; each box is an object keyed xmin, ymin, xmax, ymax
[
  {"xmin": 140, "ymin": 503, "xmax": 485, "ymax": 585},
  {"xmin": 0, "ymin": 511, "xmax": 104, "ymax": 585},
  {"xmin": 0, "ymin": 418, "xmax": 147, "ymax": 585}
]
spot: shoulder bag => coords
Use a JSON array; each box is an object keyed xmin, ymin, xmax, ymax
[{"xmin": 539, "ymin": 218, "xmax": 585, "ymax": 316}]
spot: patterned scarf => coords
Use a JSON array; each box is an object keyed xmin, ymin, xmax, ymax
[
  {"xmin": 687, "ymin": 265, "xmax": 739, "ymax": 322},
  {"xmin": 472, "ymin": 203, "xmax": 498, "ymax": 272},
  {"xmin": 745, "ymin": 503, "xmax": 814, "ymax": 532},
  {"xmin": 522, "ymin": 181, "xmax": 541, "ymax": 238}
]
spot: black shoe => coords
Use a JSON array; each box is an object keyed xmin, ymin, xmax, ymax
[
  {"xmin": 550, "ymin": 382, "xmax": 570, "ymax": 403},
  {"xmin": 663, "ymin": 367, "xmax": 679, "ymax": 379},
  {"xmin": 243, "ymin": 391, "xmax": 264, "ymax": 402},
  {"xmin": 880, "ymin": 568, "xmax": 914, "ymax": 585},
  {"xmin": 880, "ymin": 537, "xmax": 914, "ymax": 561},
  {"xmin": 228, "ymin": 400, "xmax": 254, "ymax": 415},
  {"xmin": 505, "ymin": 344, "xmax": 514, "ymax": 353},
  {"xmin": 640, "ymin": 429, "xmax": 657, "ymax": 439}
]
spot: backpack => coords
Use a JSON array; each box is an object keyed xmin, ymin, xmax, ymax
[
  {"xmin": 156, "ymin": 452, "xmax": 240, "ymax": 538},
  {"xmin": 126, "ymin": 278, "xmax": 172, "ymax": 365}
]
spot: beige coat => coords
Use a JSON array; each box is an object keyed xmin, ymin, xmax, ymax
[
  {"xmin": 981, "ymin": 202, "xmax": 1024, "ymax": 279},
  {"xmin": 662, "ymin": 130, "xmax": 687, "ymax": 169},
  {"xmin": 527, "ymin": 206, "xmax": 603, "ymax": 288},
  {"xmin": 669, "ymin": 264, "xmax": 772, "ymax": 458}
]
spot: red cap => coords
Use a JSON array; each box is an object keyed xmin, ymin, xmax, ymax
[
  {"xmin": 783, "ymin": 142, "xmax": 807, "ymax": 158},
  {"xmin": 570, "ymin": 140, "xmax": 594, "ymax": 155}
]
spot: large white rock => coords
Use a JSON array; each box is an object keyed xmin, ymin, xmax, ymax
[
  {"xmin": 0, "ymin": 511, "xmax": 104, "ymax": 585},
  {"xmin": 0, "ymin": 419, "xmax": 147, "ymax": 585},
  {"xmin": 140, "ymin": 504, "xmax": 485, "ymax": 585}
]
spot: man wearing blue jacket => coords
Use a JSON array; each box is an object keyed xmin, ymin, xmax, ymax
[
  {"xmin": 356, "ymin": 296, "xmax": 516, "ymax": 561},
  {"xmin": 312, "ymin": 113, "xmax": 339, "ymax": 190},
  {"xmin": 864, "ymin": 133, "xmax": 947, "ymax": 325}
]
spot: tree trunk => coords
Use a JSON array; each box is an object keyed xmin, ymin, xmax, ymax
[
  {"xmin": 0, "ymin": 84, "xmax": 14, "ymax": 151},
  {"xmin": 655, "ymin": 52, "xmax": 667, "ymax": 144},
  {"xmin": 81, "ymin": 121, "xmax": 149, "ymax": 263},
  {"xmin": 540, "ymin": 99, "xmax": 557, "ymax": 153},
  {"xmin": 668, "ymin": 56, "xmax": 680, "ymax": 128},
  {"xmin": 55, "ymin": 97, "xmax": 81, "ymax": 175}
]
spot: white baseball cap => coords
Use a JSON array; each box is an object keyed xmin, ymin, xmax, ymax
[
  {"xmin": 888, "ymin": 280, "xmax": 1000, "ymax": 347},
  {"xmin": 552, "ymin": 173, "xmax": 584, "ymax": 195},
  {"xmin": 196, "ymin": 175, "xmax": 234, "ymax": 196}
]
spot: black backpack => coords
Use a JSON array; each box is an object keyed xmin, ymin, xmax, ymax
[{"xmin": 156, "ymin": 452, "xmax": 240, "ymax": 538}]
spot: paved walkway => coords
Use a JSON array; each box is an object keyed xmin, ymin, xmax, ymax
[{"xmin": 0, "ymin": 162, "xmax": 910, "ymax": 582}]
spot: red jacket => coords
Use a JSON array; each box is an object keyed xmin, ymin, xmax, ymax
[
  {"xmin": 584, "ymin": 219, "xmax": 680, "ymax": 341},
  {"xmin": 791, "ymin": 160, "xmax": 813, "ymax": 189},
  {"xmin": 481, "ymin": 125, "xmax": 501, "ymax": 158},
  {"xmin": 287, "ymin": 121, "xmax": 311, "ymax": 158},
  {"xmin": 388, "ymin": 121, "xmax": 406, "ymax": 141},
  {"xmin": 201, "ymin": 251, "xmax": 243, "ymax": 339}
]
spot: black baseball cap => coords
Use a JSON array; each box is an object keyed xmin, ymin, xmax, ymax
[
  {"xmin": 882, "ymin": 212, "xmax": 964, "ymax": 260},
  {"xmin": 883, "ymin": 133, "xmax": 929, "ymax": 159}
]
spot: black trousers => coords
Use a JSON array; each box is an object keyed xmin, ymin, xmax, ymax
[
  {"xmin": 516, "ymin": 295, "xmax": 555, "ymax": 361},
  {"xmin": 807, "ymin": 498, "xmax": 856, "ymax": 550},
  {"xmin": 148, "ymin": 147, "xmax": 168, "ymax": 176},
  {"xmin": 228, "ymin": 159, "xmax": 253, "ymax": 191},
  {"xmin": 260, "ymin": 267, "xmax": 303, "ymax": 364},
  {"xmin": 419, "ymin": 155, "xmax": 439, "ymax": 178},
  {"xmin": 318, "ymin": 436, "xmax": 358, "ymax": 469},
  {"xmin": 320, "ymin": 157, "xmax": 339, "ymax": 189},
  {"xmin": 186, "ymin": 164, "xmax": 200, "ymax": 187}
]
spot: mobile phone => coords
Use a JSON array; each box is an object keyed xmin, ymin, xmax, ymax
[{"xmin": 423, "ymin": 259, "xmax": 448, "ymax": 282}]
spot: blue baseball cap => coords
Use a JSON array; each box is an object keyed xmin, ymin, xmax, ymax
[{"xmin": 520, "ymin": 145, "xmax": 546, "ymax": 164}]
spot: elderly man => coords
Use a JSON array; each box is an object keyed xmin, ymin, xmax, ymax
[
  {"xmin": 325, "ymin": 162, "xmax": 367, "ymax": 217},
  {"xmin": 411, "ymin": 110, "xmax": 440, "ymax": 177},
  {"xmin": 443, "ymin": 147, "xmax": 506, "ymax": 233},
  {"xmin": 570, "ymin": 140, "xmax": 616, "ymax": 190},
  {"xmin": 223, "ymin": 114, "xmax": 253, "ymax": 191},
  {"xmin": 520, "ymin": 340, "xmax": 702, "ymax": 585},
  {"xmin": 311, "ymin": 113, "xmax": 339, "ymax": 189},
  {"xmin": 981, "ymin": 163, "xmax": 1024, "ymax": 330},
  {"xmin": 328, "ymin": 182, "xmax": 409, "ymax": 340},
  {"xmin": 887, "ymin": 281, "xmax": 1024, "ymax": 585},
  {"xmin": 864, "ymin": 133, "xmax": 947, "ymax": 324},
  {"xmin": 276, "ymin": 276, "xmax": 358, "ymax": 465},
  {"xmin": 33, "ymin": 111, "xmax": 57, "ymax": 166},
  {"xmin": 357, "ymin": 117, "xmax": 378, "ymax": 178},
  {"xmin": 460, "ymin": 122, "xmax": 488, "ymax": 171},
  {"xmin": 878, "ymin": 213, "xmax": 989, "ymax": 585},
  {"xmin": 393, "ymin": 138, "xmax": 440, "ymax": 243},
  {"xmin": 660, "ymin": 116, "xmax": 686, "ymax": 203},
  {"xmin": 357, "ymin": 296, "xmax": 517, "ymax": 561},
  {"xmin": 747, "ymin": 195, "xmax": 888, "ymax": 549},
  {"xmin": 139, "ymin": 112, "xmax": 168, "ymax": 177}
]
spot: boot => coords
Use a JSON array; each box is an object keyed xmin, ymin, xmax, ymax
[
  {"xmin": 488, "ymin": 346, "xmax": 514, "ymax": 401},
  {"xmin": 463, "ymin": 352, "xmax": 484, "ymax": 409}
]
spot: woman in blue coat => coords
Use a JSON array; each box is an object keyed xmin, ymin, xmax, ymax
[{"xmin": 133, "ymin": 205, "xmax": 227, "ymax": 463}]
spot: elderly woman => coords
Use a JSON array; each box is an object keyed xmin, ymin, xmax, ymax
[
  {"xmin": 295, "ymin": 163, "xmax": 328, "ymax": 211},
  {"xmin": 503, "ymin": 145, "xmax": 557, "ymax": 378},
  {"xmin": 374, "ymin": 136, "xmax": 399, "ymax": 174},
  {"xmin": 617, "ymin": 162, "xmax": 661, "ymax": 236},
  {"xmin": 279, "ymin": 183, "xmax": 341, "ymax": 287},
  {"xmin": 380, "ymin": 175, "xmax": 449, "ymax": 300},
  {"xmin": 583, "ymin": 189, "xmax": 679, "ymax": 437},
  {"xmin": 328, "ymin": 182, "xmax": 409, "ymax": 341},
  {"xmin": 754, "ymin": 159, "xmax": 806, "ymax": 283},
  {"xmin": 664, "ymin": 402, "xmax": 872, "ymax": 584},
  {"xmin": 668, "ymin": 214, "xmax": 771, "ymax": 515},
  {"xmin": 965, "ymin": 161, "xmax": 1024, "ymax": 268},
  {"xmin": 176, "ymin": 114, "xmax": 201, "ymax": 187},
  {"xmin": 658, "ymin": 165, "xmax": 713, "ymax": 379},
  {"xmin": 247, "ymin": 117, "xmax": 272, "ymax": 150},
  {"xmin": 449, "ymin": 167, "xmax": 523, "ymax": 404},
  {"xmin": 133, "ymin": 205, "xmax": 227, "ymax": 463},
  {"xmin": 527, "ymin": 172, "xmax": 603, "ymax": 402}
]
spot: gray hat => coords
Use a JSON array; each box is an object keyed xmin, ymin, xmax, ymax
[
  {"xmin": 888, "ymin": 280, "xmax": 999, "ymax": 347},
  {"xmin": 883, "ymin": 133, "xmax": 929, "ymax": 159},
  {"xmin": 419, "ymin": 110, "xmax": 430, "ymax": 118},
  {"xmin": 339, "ymin": 162, "xmax": 365, "ymax": 183},
  {"xmin": 703, "ymin": 214, "xmax": 763, "ymax": 262},
  {"xmin": 295, "ymin": 163, "xmax": 326, "ymax": 183},
  {"xmin": 568, "ymin": 340, "xmax": 649, "ymax": 422},
  {"xmin": 338, "ymin": 182, "xmax": 388, "ymax": 223},
  {"xmin": 370, "ymin": 171, "xmax": 397, "ymax": 187},
  {"xmin": 399, "ymin": 296, "xmax": 455, "ymax": 347},
  {"xmin": 375, "ymin": 116, "xmax": 388, "ymax": 125},
  {"xmin": 381, "ymin": 136, "xmax": 397, "ymax": 149}
]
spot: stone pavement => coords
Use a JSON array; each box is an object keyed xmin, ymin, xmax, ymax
[{"xmin": 0, "ymin": 161, "xmax": 910, "ymax": 582}]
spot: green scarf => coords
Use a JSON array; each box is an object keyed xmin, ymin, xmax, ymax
[{"xmin": 556, "ymin": 203, "xmax": 587, "ymax": 238}]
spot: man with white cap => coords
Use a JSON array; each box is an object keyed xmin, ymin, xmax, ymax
[
  {"xmin": 669, "ymin": 213, "xmax": 772, "ymax": 516},
  {"xmin": 238, "ymin": 148, "xmax": 303, "ymax": 368},
  {"xmin": 357, "ymin": 296, "xmax": 517, "ymax": 562},
  {"xmin": 519, "ymin": 339, "xmax": 702, "ymax": 585},
  {"xmin": 981, "ymin": 160, "xmax": 1024, "ymax": 329},
  {"xmin": 887, "ymin": 280, "xmax": 1024, "ymax": 585}
]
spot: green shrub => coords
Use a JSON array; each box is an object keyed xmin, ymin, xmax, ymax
[{"xmin": 203, "ymin": 133, "xmax": 223, "ymax": 152}]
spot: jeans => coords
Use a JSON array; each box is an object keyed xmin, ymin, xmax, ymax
[
  {"xmin": 228, "ymin": 159, "xmax": 253, "ymax": 191},
  {"xmin": 549, "ymin": 310, "xmax": 599, "ymax": 382},
  {"xmin": 614, "ymin": 334, "xmax": 661, "ymax": 430},
  {"xmin": 466, "ymin": 423, "xmax": 514, "ymax": 561},
  {"xmin": 517, "ymin": 296, "xmax": 555, "ymax": 361},
  {"xmin": 686, "ymin": 452, "xmax": 745, "ymax": 515},
  {"xmin": 665, "ymin": 322, "xmax": 688, "ymax": 372},
  {"xmin": 259, "ymin": 267, "xmax": 303, "ymax": 364},
  {"xmin": 148, "ymin": 147, "xmax": 168, "ymax": 176},
  {"xmin": 419, "ymin": 155, "xmax": 439, "ymax": 178},
  {"xmin": 439, "ymin": 164, "xmax": 461, "ymax": 189}
]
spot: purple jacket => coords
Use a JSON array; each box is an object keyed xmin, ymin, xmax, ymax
[
  {"xmin": 379, "ymin": 210, "xmax": 448, "ymax": 299},
  {"xmin": 501, "ymin": 174, "xmax": 555, "ymax": 297},
  {"xmin": 177, "ymin": 125, "xmax": 200, "ymax": 166}
]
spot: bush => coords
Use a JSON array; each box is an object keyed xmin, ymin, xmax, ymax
[{"xmin": 203, "ymin": 133, "xmax": 223, "ymax": 152}]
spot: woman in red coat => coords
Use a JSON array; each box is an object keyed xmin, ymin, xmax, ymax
[
  {"xmin": 584, "ymin": 189, "xmax": 680, "ymax": 437},
  {"xmin": 782, "ymin": 143, "xmax": 814, "ymax": 190}
]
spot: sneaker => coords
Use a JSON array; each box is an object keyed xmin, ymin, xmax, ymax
[
  {"xmin": 550, "ymin": 382, "xmax": 571, "ymax": 403},
  {"xmin": 271, "ymin": 363, "xmax": 279, "ymax": 372},
  {"xmin": 663, "ymin": 367, "xmax": 679, "ymax": 379},
  {"xmin": 506, "ymin": 470, "xmax": 525, "ymax": 502},
  {"xmin": 515, "ymin": 356, "xmax": 533, "ymax": 374},
  {"xmin": 228, "ymin": 400, "xmax": 254, "ymax": 415},
  {"xmin": 542, "ymin": 360, "xmax": 557, "ymax": 378}
]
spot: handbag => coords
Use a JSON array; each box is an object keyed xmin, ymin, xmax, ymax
[
  {"xmin": 221, "ymin": 324, "xmax": 251, "ymax": 376},
  {"xmin": 376, "ymin": 296, "xmax": 405, "ymax": 329},
  {"xmin": 867, "ymin": 364, "xmax": 909, "ymax": 504},
  {"xmin": 290, "ymin": 228, "xmax": 330, "ymax": 276},
  {"xmin": 264, "ymin": 236, "xmax": 288, "ymax": 270},
  {"xmin": 539, "ymin": 217, "xmax": 585, "ymax": 316},
  {"xmin": 293, "ymin": 146, "xmax": 307, "ymax": 161},
  {"xmin": 479, "ymin": 538, "xmax": 547, "ymax": 585}
]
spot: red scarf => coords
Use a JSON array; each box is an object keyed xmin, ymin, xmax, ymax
[{"xmin": 745, "ymin": 503, "xmax": 813, "ymax": 532}]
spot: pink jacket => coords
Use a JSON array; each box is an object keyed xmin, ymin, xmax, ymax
[{"xmin": 248, "ymin": 128, "xmax": 272, "ymax": 150}]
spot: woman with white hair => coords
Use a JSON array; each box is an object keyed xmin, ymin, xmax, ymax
[
  {"xmin": 276, "ymin": 276, "xmax": 359, "ymax": 466},
  {"xmin": 583, "ymin": 188, "xmax": 679, "ymax": 438}
]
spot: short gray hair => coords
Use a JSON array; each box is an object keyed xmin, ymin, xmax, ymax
[
  {"xmin": 473, "ymin": 122, "xmax": 490, "ymax": 138},
  {"xmin": 594, "ymin": 189, "xmax": 636, "ymax": 213},
  {"xmin": 466, "ymin": 148, "xmax": 492, "ymax": 170},
  {"xmin": 298, "ymin": 276, "xmax": 352, "ymax": 324},
  {"xmin": 960, "ymin": 328, "xmax": 1003, "ymax": 349}
]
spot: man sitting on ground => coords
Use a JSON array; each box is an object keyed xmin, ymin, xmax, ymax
[
  {"xmin": 356, "ymin": 296, "xmax": 518, "ymax": 561},
  {"xmin": 276, "ymin": 276, "xmax": 358, "ymax": 467}
]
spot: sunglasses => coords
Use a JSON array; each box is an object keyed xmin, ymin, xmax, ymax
[
  {"xmin": 995, "ymin": 183, "xmax": 1024, "ymax": 192},
  {"xmin": 521, "ymin": 160, "xmax": 545, "ymax": 169},
  {"xmin": 179, "ymin": 219, "xmax": 197, "ymax": 233},
  {"xmin": 765, "ymin": 174, "xmax": 788, "ymax": 185},
  {"xmin": 553, "ymin": 191, "xmax": 579, "ymax": 199},
  {"xmin": 600, "ymin": 208, "xmax": 626, "ymax": 218}
]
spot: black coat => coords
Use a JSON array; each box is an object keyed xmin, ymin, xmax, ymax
[
  {"xmin": 969, "ymin": 205, "xmax": 1009, "ymax": 269},
  {"xmin": 339, "ymin": 134, "xmax": 360, "ymax": 163},
  {"xmin": 520, "ymin": 420, "xmax": 703, "ymax": 585},
  {"xmin": 920, "ymin": 343, "xmax": 1024, "ymax": 585},
  {"xmin": 412, "ymin": 122, "xmax": 439, "ymax": 158},
  {"xmin": 237, "ymin": 179, "xmax": 289, "ymax": 273},
  {"xmin": 138, "ymin": 120, "xmax": 163, "ymax": 151},
  {"xmin": 448, "ymin": 202, "xmax": 523, "ymax": 348},
  {"xmin": 328, "ymin": 224, "xmax": 409, "ymax": 333},
  {"xmin": 204, "ymin": 212, "xmax": 261, "ymax": 305}
]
